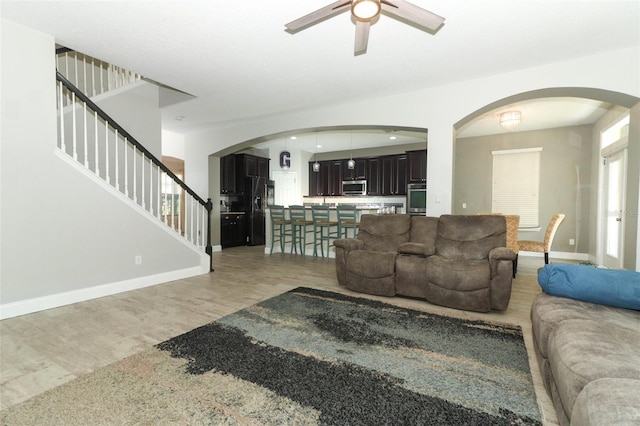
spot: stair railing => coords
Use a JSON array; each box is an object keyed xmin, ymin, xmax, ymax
[
  {"xmin": 56, "ymin": 70, "xmax": 213, "ymax": 270},
  {"xmin": 56, "ymin": 47, "xmax": 141, "ymax": 99}
]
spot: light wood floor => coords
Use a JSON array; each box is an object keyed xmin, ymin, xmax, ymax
[{"xmin": 0, "ymin": 246, "xmax": 559, "ymax": 424}]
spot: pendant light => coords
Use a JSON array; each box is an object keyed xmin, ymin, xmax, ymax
[
  {"xmin": 313, "ymin": 134, "xmax": 320, "ymax": 172},
  {"xmin": 347, "ymin": 132, "xmax": 355, "ymax": 169}
]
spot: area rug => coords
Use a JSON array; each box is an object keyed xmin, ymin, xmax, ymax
[{"xmin": 1, "ymin": 287, "xmax": 541, "ymax": 425}]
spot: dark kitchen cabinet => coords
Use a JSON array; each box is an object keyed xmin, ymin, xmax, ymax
[
  {"xmin": 221, "ymin": 213, "xmax": 246, "ymax": 248},
  {"xmin": 407, "ymin": 150, "xmax": 427, "ymax": 182},
  {"xmin": 367, "ymin": 158, "xmax": 381, "ymax": 196},
  {"xmin": 381, "ymin": 154, "xmax": 408, "ymax": 195},
  {"xmin": 309, "ymin": 161, "xmax": 330, "ymax": 196},
  {"xmin": 343, "ymin": 158, "xmax": 367, "ymax": 181},
  {"xmin": 258, "ymin": 157, "xmax": 269, "ymax": 178},
  {"xmin": 231, "ymin": 154, "xmax": 270, "ymax": 195},
  {"xmin": 329, "ymin": 160, "xmax": 343, "ymax": 196},
  {"xmin": 220, "ymin": 155, "xmax": 236, "ymax": 194}
]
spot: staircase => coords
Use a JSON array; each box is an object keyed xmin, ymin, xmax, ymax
[{"xmin": 56, "ymin": 49, "xmax": 213, "ymax": 269}]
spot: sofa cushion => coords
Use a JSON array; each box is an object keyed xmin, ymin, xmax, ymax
[
  {"xmin": 347, "ymin": 250, "xmax": 396, "ymax": 279},
  {"xmin": 409, "ymin": 215, "xmax": 438, "ymax": 245},
  {"xmin": 548, "ymin": 318, "xmax": 640, "ymax": 420},
  {"xmin": 357, "ymin": 214, "xmax": 410, "ymax": 252},
  {"xmin": 426, "ymin": 256, "xmax": 490, "ymax": 291},
  {"xmin": 538, "ymin": 263, "xmax": 640, "ymax": 310},
  {"xmin": 435, "ymin": 215, "xmax": 506, "ymax": 260},
  {"xmin": 397, "ymin": 242, "xmax": 435, "ymax": 257},
  {"xmin": 530, "ymin": 293, "xmax": 639, "ymax": 360},
  {"xmin": 570, "ymin": 378, "xmax": 640, "ymax": 426}
]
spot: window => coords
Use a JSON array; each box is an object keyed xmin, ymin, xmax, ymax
[
  {"xmin": 492, "ymin": 148, "xmax": 542, "ymax": 228},
  {"xmin": 601, "ymin": 114, "xmax": 630, "ymax": 150}
]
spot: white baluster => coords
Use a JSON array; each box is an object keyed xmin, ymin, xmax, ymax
[
  {"xmin": 100, "ymin": 62, "xmax": 104, "ymax": 94},
  {"xmin": 74, "ymin": 52, "xmax": 78, "ymax": 90},
  {"xmin": 114, "ymin": 129, "xmax": 119, "ymax": 190},
  {"xmin": 105, "ymin": 122, "xmax": 110, "ymax": 184},
  {"xmin": 157, "ymin": 166, "xmax": 162, "ymax": 219},
  {"xmin": 177, "ymin": 183, "xmax": 182, "ymax": 235},
  {"xmin": 133, "ymin": 145, "xmax": 137, "ymax": 203},
  {"xmin": 124, "ymin": 137, "xmax": 129, "ymax": 197},
  {"xmin": 149, "ymin": 157, "xmax": 153, "ymax": 212},
  {"xmin": 201, "ymin": 204, "xmax": 206, "ymax": 249},
  {"xmin": 91, "ymin": 57, "xmax": 96, "ymax": 97},
  {"xmin": 83, "ymin": 55, "xmax": 87, "ymax": 94},
  {"xmin": 141, "ymin": 153, "xmax": 146, "ymax": 209},
  {"xmin": 83, "ymin": 102, "xmax": 88, "ymax": 167},
  {"xmin": 94, "ymin": 112, "xmax": 99, "ymax": 176},
  {"xmin": 59, "ymin": 82, "xmax": 65, "ymax": 152},
  {"xmin": 71, "ymin": 92, "xmax": 77, "ymax": 160}
]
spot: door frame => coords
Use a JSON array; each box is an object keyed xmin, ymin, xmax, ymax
[{"xmin": 598, "ymin": 139, "xmax": 628, "ymax": 268}]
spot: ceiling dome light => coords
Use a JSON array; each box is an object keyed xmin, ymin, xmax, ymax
[
  {"xmin": 351, "ymin": 0, "xmax": 381, "ymax": 20},
  {"xmin": 500, "ymin": 111, "xmax": 521, "ymax": 131}
]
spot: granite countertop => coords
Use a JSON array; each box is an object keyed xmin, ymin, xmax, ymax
[{"xmin": 220, "ymin": 211, "xmax": 246, "ymax": 214}]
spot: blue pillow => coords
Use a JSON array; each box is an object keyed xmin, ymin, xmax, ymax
[{"xmin": 538, "ymin": 264, "xmax": 640, "ymax": 311}]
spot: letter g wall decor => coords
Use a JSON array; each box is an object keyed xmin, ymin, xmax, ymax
[{"xmin": 280, "ymin": 151, "xmax": 291, "ymax": 169}]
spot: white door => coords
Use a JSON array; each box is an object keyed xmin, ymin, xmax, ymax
[{"xmin": 603, "ymin": 149, "xmax": 626, "ymax": 269}]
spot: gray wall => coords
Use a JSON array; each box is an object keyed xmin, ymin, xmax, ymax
[
  {"xmin": 453, "ymin": 125, "xmax": 594, "ymax": 254},
  {"xmin": 1, "ymin": 20, "xmax": 207, "ymax": 310}
]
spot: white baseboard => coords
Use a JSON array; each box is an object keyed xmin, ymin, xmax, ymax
[{"xmin": 0, "ymin": 266, "xmax": 208, "ymax": 320}]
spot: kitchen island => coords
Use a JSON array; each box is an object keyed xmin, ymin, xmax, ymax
[{"xmin": 265, "ymin": 198, "xmax": 405, "ymax": 257}]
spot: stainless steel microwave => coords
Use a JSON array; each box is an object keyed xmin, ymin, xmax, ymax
[{"xmin": 342, "ymin": 180, "xmax": 367, "ymax": 196}]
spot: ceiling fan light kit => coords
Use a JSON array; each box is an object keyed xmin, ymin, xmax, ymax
[
  {"xmin": 285, "ymin": 0, "xmax": 445, "ymax": 55},
  {"xmin": 352, "ymin": 0, "xmax": 381, "ymax": 20}
]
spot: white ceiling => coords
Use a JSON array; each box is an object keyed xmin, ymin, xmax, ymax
[{"xmin": 2, "ymin": 1, "xmax": 638, "ymax": 152}]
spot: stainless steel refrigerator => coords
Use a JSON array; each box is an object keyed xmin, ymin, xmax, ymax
[{"xmin": 245, "ymin": 176, "xmax": 266, "ymax": 246}]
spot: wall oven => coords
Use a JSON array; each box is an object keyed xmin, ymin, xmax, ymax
[
  {"xmin": 407, "ymin": 183, "xmax": 427, "ymax": 215},
  {"xmin": 342, "ymin": 180, "xmax": 367, "ymax": 196}
]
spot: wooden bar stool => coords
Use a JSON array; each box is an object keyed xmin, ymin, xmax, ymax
[
  {"xmin": 269, "ymin": 205, "xmax": 292, "ymax": 255},
  {"xmin": 289, "ymin": 205, "xmax": 314, "ymax": 256},
  {"xmin": 311, "ymin": 205, "xmax": 339, "ymax": 258},
  {"xmin": 337, "ymin": 204, "xmax": 360, "ymax": 239}
]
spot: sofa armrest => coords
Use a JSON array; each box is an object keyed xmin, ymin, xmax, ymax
[
  {"xmin": 489, "ymin": 247, "xmax": 516, "ymax": 262},
  {"xmin": 334, "ymin": 238, "xmax": 364, "ymax": 251},
  {"xmin": 398, "ymin": 242, "xmax": 435, "ymax": 257}
]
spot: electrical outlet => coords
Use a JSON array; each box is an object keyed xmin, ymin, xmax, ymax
[
  {"xmin": 462, "ymin": 203, "xmax": 467, "ymax": 209},
  {"xmin": 569, "ymin": 239, "xmax": 575, "ymax": 246},
  {"xmin": 135, "ymin": 255, "xmax": 142, "ymax": 265}
]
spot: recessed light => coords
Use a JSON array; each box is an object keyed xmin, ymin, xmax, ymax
[
  {"xmin": 389, "ymin": 136, "xmax": 397, "ymax": 140},
  {"xmin": 316, "ymin": 144, "xmax": 323, "ymax": 148},
  {"xmin": 175, "ymin": 115, "xmax": 185, "ymax": 121},
  {"xmin": 290, "ymin": 136, "xmax": 297, "ymax": 140}
]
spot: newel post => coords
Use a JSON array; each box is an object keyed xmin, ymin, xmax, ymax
[{"xmin": 205, "ymin": 198, "xmax": 214, "ymax": 272}]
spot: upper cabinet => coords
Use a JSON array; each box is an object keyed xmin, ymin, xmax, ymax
[
  {"xmin": 308, "ymin": 151, "xmax": 422, "ymax": 197},
  {"xmin": 343, "ymin": 158, "xmax": 367, "ymax": 181},
  {"xmin": 380, "ymin": 154, "xmax": 407, "ymax": 195},
  {"xmin": 407, "ymin": 150, "xmax": 427, "ymax": 182},
  {"xmin": 221, "ymin": 153, "xmax": 270, "ymax": 195},
  {"xmin": 220, "ymin": 155, "xmax": 236, "ymax": 194}
]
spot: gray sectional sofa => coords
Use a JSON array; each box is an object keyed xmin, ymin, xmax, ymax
[{"xmin": 531, "ymin": 292, "xmax": 640, "ymax": 425}]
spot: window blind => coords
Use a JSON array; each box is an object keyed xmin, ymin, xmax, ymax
[{"xmin": 492, "ymin": 148, "xmax": 542, "ymax": 227}]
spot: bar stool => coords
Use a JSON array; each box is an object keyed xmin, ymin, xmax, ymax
[
  {"xmin": 269, "ymin": 205, "xmax": 292, "ymax": 255},
  {"xmin": 311, "ymin": 205, "xmax": 339, "ymax": 258},
  {"xmin": 336, "ymin": 204, "xmax": 359, "ymax": 238},
  {"xmin": 289, "ymin": 205, "xmax": 314, "ymax": 256}
]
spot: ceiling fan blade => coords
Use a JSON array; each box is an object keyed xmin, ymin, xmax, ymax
[
  {"xmin": 381, "ymin": 0, "xmax": 445, "ymax": 31},
  {"xmin": 354, "ymin": 20, "xmax": 371, "ymax": 55},
  {"xmin": 285, "ymin": 0, "xmax": 352, "ymax": 33}
]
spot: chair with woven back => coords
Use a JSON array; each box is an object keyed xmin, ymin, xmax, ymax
[{"xmin": 518, "ymin": 213, "xmax": 565, "ymax": 264}]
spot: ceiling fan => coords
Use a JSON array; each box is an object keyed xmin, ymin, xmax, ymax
[{"xmin": 285, "ymin": 0, "xmax": 445, "ymax": 55}]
